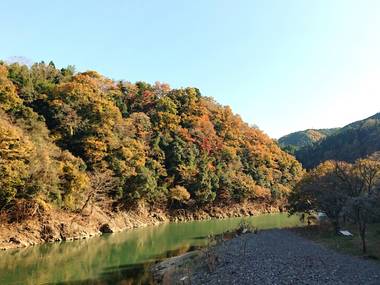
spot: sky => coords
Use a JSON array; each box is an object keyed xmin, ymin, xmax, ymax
[{"xmin": 1, "ymin": 0, "xmax": 380, "ymax": 138}]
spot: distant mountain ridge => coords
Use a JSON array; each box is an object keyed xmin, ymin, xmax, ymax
[
  {"xmin": 278, "ymin": 128, "xmax": 339, "ymax": 150},
  {"xmin": 294, "ymin": 112, "xmax": 380, "ymax": 169}
]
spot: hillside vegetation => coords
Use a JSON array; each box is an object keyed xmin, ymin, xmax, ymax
[
  {"xmin": 0, "ymin": 61, "xmax": 303, "ymax": 223},
  {"xmin": 278, "ymin": 128, "xmax": 339, "ymax": 153},
  {"xmin": 295, "ymin": 113, "xmax": 380, "ymax": 169}
]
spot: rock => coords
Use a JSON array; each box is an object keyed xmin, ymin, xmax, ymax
[
  {"xmin": 151, "ymin": 251, "xmax": 200, "ymax": 282},
  {"xmin": 152, "ymin": 212, "xmax": 166, "ymax": 222},
  {"xmin": 99, "ymin": 223, "xmax": 114, "ymax": 234},
  {"xmin": 41, "ymin": 224, "xmax": 55, "ymax": 242},
  {"xmin": 9, "ymin": 237, "xmax": 21, "ymax": 244}
]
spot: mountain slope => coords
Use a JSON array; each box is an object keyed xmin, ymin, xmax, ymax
[
  {"xmin": 295, "ymin": 113, "xmax": 380, "ymax": 168},
  {"xmin": 279, "ymin": 128, "xmax": 339, "ymax": 150},
  {"xmin": 0, "ymin": 61, "xmax": 303, "ymax": 223}
]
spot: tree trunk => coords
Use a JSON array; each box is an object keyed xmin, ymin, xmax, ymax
[
  {"xmin": 332, "ymin": 220, "xmax": 340, "ymax": 234},
  {"xmin": 359, "ymin": 223, "xmax": 367, "ymax": 254}
]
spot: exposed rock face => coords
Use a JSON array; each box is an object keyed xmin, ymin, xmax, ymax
[{"xmin": 0, "ymin": 202, "xmax": 281, "ymax": 251}]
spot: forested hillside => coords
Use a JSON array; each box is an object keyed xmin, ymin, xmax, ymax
[
  {"xmin": 0, "ymin": 61, "xmax": 303, "ymax": 222},
  {"xmin": 278, "ymin": 128, "xmax": 338, "ymax": 153},
  {"xmin": 295, "ymin": 113, "xmax": 380, "ymax": 169}
]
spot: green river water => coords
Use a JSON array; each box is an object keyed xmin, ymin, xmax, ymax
[{"xmin": 0, "ymin": 213, "xmax": 304, "ymax": 285}]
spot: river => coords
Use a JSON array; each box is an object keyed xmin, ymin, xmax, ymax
[{"xmin": 0, "ymin": 213, "xmax": 304, "ymax": 284}]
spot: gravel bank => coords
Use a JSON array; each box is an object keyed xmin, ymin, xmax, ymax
[{"xmin": 191, "ymin": 229, "xmax": 380, "ymax": 285}]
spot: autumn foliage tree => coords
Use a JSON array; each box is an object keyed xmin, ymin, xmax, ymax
[
  {"xmin": 289, "ymin": 157, "xmax": 380, "ymax": 253},
  {"xmin": 288, "ymin": 161, "xmax": 349, "ymax": 232},
  {"xmin": 0, "ymin": 60, "xmax": 304, "ymax": 222}
]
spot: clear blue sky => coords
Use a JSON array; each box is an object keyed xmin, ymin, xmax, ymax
[{"xmin": 2, "ymin": 0, "xmax": 380, "ymax": 138}]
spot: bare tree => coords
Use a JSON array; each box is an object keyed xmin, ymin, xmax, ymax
[
  {"xmin": 341, "ymin": 158, "xmax": 380, "ymax": 253},
  {"xmin": 81, "ymin": 168, "xmax": 117, "ymax": 216},
  {"xmin": 356, "ymin": 159, "xmax": 380, "ymax": 195}
]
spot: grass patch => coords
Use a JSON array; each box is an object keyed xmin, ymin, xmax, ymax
[{"xmin": 293, "ymin": 223, "xmax": 380, "ymax": 260}]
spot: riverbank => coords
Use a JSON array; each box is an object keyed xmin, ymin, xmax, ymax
[
  {"xmin": 0, "ymin": 202, "xmax": 279, "ymax": 250},
  {"xmin": 292, "ymin": 224, "xmax": 380, "ymax": 260},
  {"xmin": 153, "ymin": 229, "xmax": 380, "ymax": 284},
  {"xmin": 0, "ymin": 213, "xmax": 301, "ymax": 284}
]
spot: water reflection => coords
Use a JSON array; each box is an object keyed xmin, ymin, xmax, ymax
[{"xmin": 0, "ymin": 213, "xmax": 303, "ymax": 285}]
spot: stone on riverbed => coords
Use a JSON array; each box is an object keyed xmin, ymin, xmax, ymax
[{"xmin": 99, "ymin": 224, "xmax": 114, "ymax": 233}]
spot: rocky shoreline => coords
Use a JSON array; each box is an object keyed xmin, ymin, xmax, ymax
[
  {"xmin": 0, "ymin": 202, "xmax": 279, "ymax": 251},
  {"xmin": 154, "ymin": 229, "xmax": 380, "ymax": 285}
]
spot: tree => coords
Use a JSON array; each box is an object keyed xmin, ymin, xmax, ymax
[
  {"xmin": 343, "ymin": 196, "xmax": 376, "ymax": 253},
  {"xmin": 288, "ymin": 161, "xmax": 349, "ymax": 233},
  {"xmin": 60, "ymin": 159, "xmax": 90, "ymax": 211},
  {"xmin": 0, "ymin": 65, "xmax": 22, "ymax": 112},
  {"xmin": 125, "ymin": 166, "xmax": 158, "ymax": 203},
  {"xmin": 0, "ymin": 117, "xmax": 33, "ymax": 209},
  {"xmin": 81, "ymin": 168, "xmax": 117, "ymax": 215},
  {"xmin": 340, "ymin": 159, "xmax": 380, "ymax": 253},
  {"xmin": 289, "ymin": 157, "xmax": 380, "ymax": 253},
  {"xmin": 356, "ymin": 159, "xmax": 380, "ymax": 194},
  {"xmin": 169, "ymin": 185, "xmax": 190, "ymax": 208}
]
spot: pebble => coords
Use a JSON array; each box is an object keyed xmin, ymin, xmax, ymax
[{"xmin": 190, "ymin": 229, "xmax": 380, "ymax": 285}]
